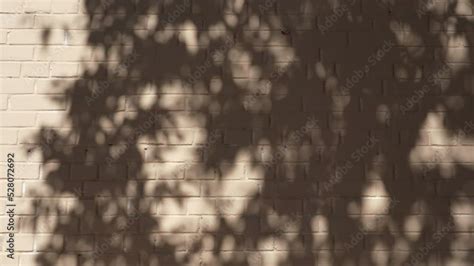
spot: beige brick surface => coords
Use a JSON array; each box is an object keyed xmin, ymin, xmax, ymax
[{"xmin": 0, "ymin": 1, "xmax": 473, "ymax": 265}]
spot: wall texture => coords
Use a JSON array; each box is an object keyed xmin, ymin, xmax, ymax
[{"xmin": 0, "ymin": 0, "xmax": 473, "ymax": 265}]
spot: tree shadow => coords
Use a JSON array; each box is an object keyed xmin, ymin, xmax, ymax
[{"xmin": 29, "ymin": 0, "xmax": 474, "ymax": 265}]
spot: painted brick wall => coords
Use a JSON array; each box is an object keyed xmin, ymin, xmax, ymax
[{"xmin": 0, "ymin": 0, "xmax": 473, "ymax": 265}]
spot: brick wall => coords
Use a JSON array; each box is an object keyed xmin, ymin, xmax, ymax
[{"xmin": 0, "ymin": 0, "xmax": 473, "ymax": 265}]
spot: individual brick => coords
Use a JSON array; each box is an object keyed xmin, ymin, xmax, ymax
[
  {"xmin": 51, "ymin": 0, "xmax": 79, "ymax": 13},
  {"xmin": 0, "ymin": 78, "xmax": 35, "ymax": 94},
  {"xmin": 0, "ymin": 63, "xmax": 21, "ymax": 77},
  {"xmin": 10, "ymin": 95, "xmax": 66, "ymax": 110},
  {"xmin": 0, "ymin": 113, "xmax": 36, "ymax": 127},
  {"xmin": 24, "ymin": 0, "xmax": 52, "ymax": 13},
  {"xmin": 0, "ymin": 15, "xmax": 35, "ymax": 28},
  {"xmin": 0, "ymin": 46, "xmax": 35, "ymax": 61}
]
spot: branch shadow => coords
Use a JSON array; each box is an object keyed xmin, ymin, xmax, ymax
[{"xmin": 28, "ymin": 0, "xmax": 474, "ymax": 265}]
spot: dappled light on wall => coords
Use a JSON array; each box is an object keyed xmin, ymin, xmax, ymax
[{"xmin": 0, "ymin": 0, "xmax": 472, "ymax": 265}]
